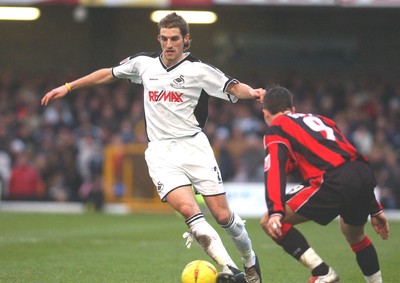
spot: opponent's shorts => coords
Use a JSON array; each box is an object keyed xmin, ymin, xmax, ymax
[
  {"xmin": 145, "ymin": 132, "xmax": 225, "ymax": 202},
  {"xmin": 286, "ymin": 160, "xmax": 377, "ymax": 226}
]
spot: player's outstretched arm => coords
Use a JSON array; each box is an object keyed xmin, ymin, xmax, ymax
[
  {"xmin": 41, "ymin": 68, "xmax": 115, "ymax": 106},
  {"xmin": 371, "ymin": 212, "xmax": 389, "ymax": 240},
  {"xmin": 41, "ymin": 84, "xmax": 69, "ymax": 106},
  {"xmin": 227, "ymin": 82, "xmax": 265, "ymax": 102}
]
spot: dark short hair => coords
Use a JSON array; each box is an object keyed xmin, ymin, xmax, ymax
[
  {"xmin": 263, "ymin": 85, "xmax": 294, "ymax": 115},
  {"xmin": 158, "ymin": 12, "xmax": 191, "ymax": 50}
]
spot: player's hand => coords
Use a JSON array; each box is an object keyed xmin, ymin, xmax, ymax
[
  {"xmin": 41, "ymin": 85, "xmax": 69, "ymax": 106},
  {"xmin": 251, "ymin": 88, "xmax": 266, "ymax": 103},
  {"xmin": 371, "ymin": 212, "xmax": 389, "ymax": 240},
  {"xmin": 260, "ymin": 213, "xmax": 282, "ymax": 240}
]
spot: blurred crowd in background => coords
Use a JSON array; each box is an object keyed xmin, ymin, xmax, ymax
[{"xmin": 0, "ymin": 72, "xmax": 399, "ymax": 209}]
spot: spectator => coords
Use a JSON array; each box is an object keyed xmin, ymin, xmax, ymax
[
  {"xmin": 351, "ymin": 123, "xmax": 374, "ymax": 156},
  {"xmin": 7, "ymin": 151, "xmax": 45, "ymax": 200},
  {"xmin": 0, "ymin": 150, "xmax": 11, "ymax": 198},
  {"xmin": 79, "ymin": 173, "xmax": 104, "ymax": 211},
  {"xmin": 0, "ymin": 72, "xmax": 399, "ymax": 209}
]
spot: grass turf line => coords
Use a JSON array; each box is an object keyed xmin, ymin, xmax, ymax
[{"xmin": 0, "ymin": 212, "xmax": 397, "ymax": 282}]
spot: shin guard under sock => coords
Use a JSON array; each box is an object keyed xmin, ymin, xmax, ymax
[
  {"xmin": 222, "ymin": 213, "xmax": 254, "ymax": 265},
  {"xmin": 351, "ymin": 236, "xmax": 380, "ymax": 276},
  {"xmin": 278, "ymin": 225, "xmax": 328, "ymax": 276},
  {"xmin": 186, "ymin": 213, "xmax": 236, "ymax": 268}
]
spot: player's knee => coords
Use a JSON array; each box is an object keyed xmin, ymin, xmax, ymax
[
  {"xmin": 340, "ymin": 222, "xmax": 365, "ymax": 244},
  {"xmin": 214, "ymin": 210, "xmax": 232, "ymax": 226},
  {"xmin": 179, "ymin": 204, "xmax": 201, "ymax": 220}
]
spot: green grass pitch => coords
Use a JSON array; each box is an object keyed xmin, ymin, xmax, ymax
[{"xmin": 0, "ymin": 212, "xmax": 397, "ymax": 282}]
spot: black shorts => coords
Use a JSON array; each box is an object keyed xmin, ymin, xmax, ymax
[{"xmin": 286, "ymin": 160, "xmax": 377, "ymax": 226}]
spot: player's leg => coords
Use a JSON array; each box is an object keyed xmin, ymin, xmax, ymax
[
  {"xmin": 340, "ymin": 218, "xmax": 382, "ymax": 283},
  {"xmin": 182, "ymin": 132, "xmax": 260, "ymax": 282},
  {"xmin": 338, "ymin": 160, "xmax": 383, "ymax": 283},
  {"xmin": 146, "ymin": 138, "xmax": 242, "ymax": 283},
  {"xmin": 205, "ymin": 194, "xmax": 261, "ymax": 283},
  {"xmin": 205, "ymin": 195, "xmax": 253, "ymax": 265},
  {"xmin": 166, "ymin": 186, "xmax": 237, "ymax": 269},
  {"xmin": 261, "ymin": 207, "xmax": 339, "ymax": 283}
]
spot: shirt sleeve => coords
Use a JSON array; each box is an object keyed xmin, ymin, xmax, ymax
[
  {"xmin": 196, "ymin": 63, "xmax": 239, "ymax": 103},
  {"xmin": 264, "ymin": 140, "xmax": 290, "ymax": 217},
  {"xmin": 369, "ymin": 193, "xmax": 383, "ymax": 216},
  {"xmin": 112, "ymin": 56, "xmax": 142, "ymax": 84}
]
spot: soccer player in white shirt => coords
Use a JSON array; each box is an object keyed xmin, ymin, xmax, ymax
[{"xmin": 42, "ymin": 12, "xmax": 263, "ymax": 283}]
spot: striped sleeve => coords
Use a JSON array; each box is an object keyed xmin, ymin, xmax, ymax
[{"xmin": 264, "ymin": 139, "xmax": 291, "ymax": 217}]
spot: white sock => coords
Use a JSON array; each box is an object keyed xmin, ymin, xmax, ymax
[
  {"xmin": 222, "ymin": 213, "xmax": 255, "ymax": 267},
  {"xmin": 364, "ymin": 271, "xmax": 382, "ymax": 283},
  {"xmin": 188, "ymin": 214, "xmax": 237, "ymax": 268},
  {"xmin": 299, "ymin": 248, "xmax": 324, "ymax": 271}
]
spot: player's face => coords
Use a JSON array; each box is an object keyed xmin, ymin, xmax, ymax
[{"xmin": 158, "ymin": 27, "xmax": 187, "ymax": 67}]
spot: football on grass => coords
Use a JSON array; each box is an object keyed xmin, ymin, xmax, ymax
[{"xmin": 181, "ymin": 260, "xmax": 218, "ymax": 283}]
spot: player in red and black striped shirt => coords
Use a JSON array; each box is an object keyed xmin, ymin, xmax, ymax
[{"xmin": 259, "ymin": 85, "xmax": 389, "ymax": 283}]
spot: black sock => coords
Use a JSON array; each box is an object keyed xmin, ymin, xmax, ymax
[
  {"xmin": 351, "ymin": 236, "xmax": 380, "ymax": 276},
  {"xmin": 356, "ymin": 244, "xmax": 380, "ymax": 276},
  {"xmin": 279, "ymin": 227, "xmax": 329, "ymax": 277},
  {"xmin": 311, "ymin": 262, "xmax": 330, "ymax": 277},
  {"xmin": 279, "ymin": 227, "xmax": 310, "ymax": 260}
]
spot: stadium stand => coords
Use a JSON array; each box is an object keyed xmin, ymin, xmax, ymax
[{"xmin": 0, "ymin": 73, "xmax": 399, "ymax": 210}]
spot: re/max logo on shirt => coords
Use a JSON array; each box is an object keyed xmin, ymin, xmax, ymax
[{"xmin": 148, "ymin": 90, "xmax": 183, "ymax": 102}]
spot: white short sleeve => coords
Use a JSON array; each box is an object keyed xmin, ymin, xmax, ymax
[{"xmin": 196, "ymin": 63, "xmax": 239, "ymax": 103}]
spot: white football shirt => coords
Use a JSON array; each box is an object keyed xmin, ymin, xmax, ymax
[{"xmin": 112, "ymin": 52, "xmax": 239, "ymax": 142}]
